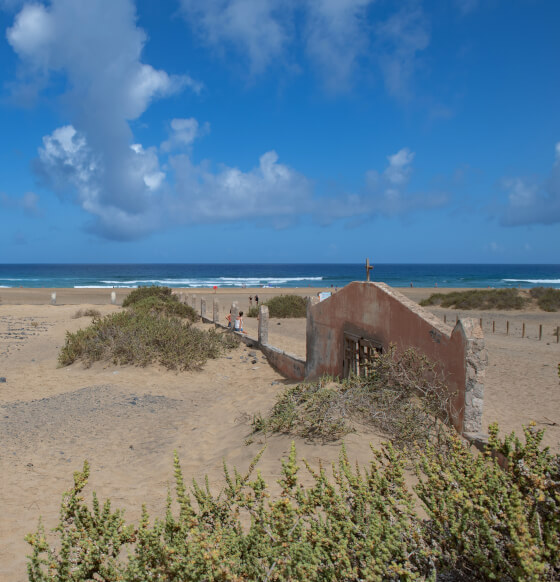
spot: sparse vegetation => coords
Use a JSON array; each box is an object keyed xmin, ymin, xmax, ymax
[
  {"xmin": 72, "ymin": 308, "xmax": 101, "ymax": 319},
  {"xmin": 121, "ymin": 285, "xmax": 173, "ymax": 307},
  {"xmin": 26, "ymin": 424, "xmax": 560, "ymax": 581},
  {"xmin": 530, "ymin": 287, "xmax": 560, "ymax": 312},
  {"xmin": 420, "ymin": 288, "xmax": 527, "ymax": 310},
  {"xmin": 248, "ymin": 294, "xmax": 307, "ymax": 318},
  {"xmin": 59, "ymin": 287, "xmax": 235, "ymax": 370},
  {"xmin": 253, "ymin": 347, "xmax": 453, "ymax": 448},
  {"xmin": 247, "ymin": 306, "xmax": 259, "ymax": 317}
]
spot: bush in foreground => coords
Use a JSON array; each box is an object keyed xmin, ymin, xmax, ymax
[
  {"xmin": 59, "ymin": 311, "xmax": 236, "ymax": 370},
  {"xmin": 26, "ymin": 425, "xmax": 560, "ymax": 581},
  {"xmin": 420, "ymin": 288, "xmax": 527, "ymax": 310}
]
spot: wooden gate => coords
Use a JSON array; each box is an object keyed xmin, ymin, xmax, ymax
[{"xmin": 343, "ymin": 333, "xmax": 383, "ymax": 378}]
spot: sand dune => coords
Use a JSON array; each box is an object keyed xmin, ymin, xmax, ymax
[{"xmin": 0, "ymin": 287, "xmax": 559, "ymax": 581}]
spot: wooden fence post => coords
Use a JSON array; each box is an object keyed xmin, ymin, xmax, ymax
[
  {"xmin": 522, "ymin": 323, "xmax": 525, "ymax": 338},
  {"xmin": 492, "ymin": 321, "xmax": 495, "ymax": 333},
  {"xmin": 506, "ymin": 321, "xmax": 509, "ymax": 335},
  {"xmin": 539, "ymin": 324, "xmax": 542, "ymax": 341}
]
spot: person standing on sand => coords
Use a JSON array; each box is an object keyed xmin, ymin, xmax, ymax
[
  {"xmin": 255, "ymin": 294, "xmax": 259, "ymax": 307},
  {"xmin": 249, "ymin": 296, "xmax": 253, "ymax": 308}
]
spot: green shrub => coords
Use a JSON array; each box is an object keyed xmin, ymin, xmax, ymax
[
  {"xmin": 26, "ymin": 426, "xmax": 560, "ymax": 581},
  {"xmin": 58, "ymin": 311, "xmax": 236, "ymax": 370},
  {"xmin": 122, "ymin": 286, "xmax": 173, "ymax": 307},
  {"xmin": 26, "ymin": 444, "xmax": 435, "ymax": 581},
  {"xmin": 420, "ymin": 288, "xmax": 527, "ymax": 310},
  {"xmin": 416, "ymin": 423, "xmax": 560, "ymax": 581},
  {"xmin": 246, "ymin": 306, "xmax": 259, "ymax": 318},
  {"xmin": 130, "ymin": 295, "xmax": 197, "ymax": 321},
  {"xmin": 529, "ymin": 287, "xmax": 560, "ymax": 312},
  {"xmin": 254, "ymin": 347, "xmax": 453, "ymax": 448},
  {"xmin": 264, "ymin": 295, "xmax": 307, "ymax": 318}
]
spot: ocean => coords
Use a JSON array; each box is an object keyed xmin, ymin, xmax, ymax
[{"xmin": 0, "ymin": 264, "xmax": 559, "ymax": 289}]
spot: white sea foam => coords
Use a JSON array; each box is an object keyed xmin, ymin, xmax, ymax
[
  {"xmin": 98, "ymin": 276, "xmax": 324, "ymax": 287},
  {"xmin": 503, "ymin": 279, "xmax": 560, "ymax": 284},
  {"xmin": 74, "ymin": 285, "xmax": 137, "ymax": 288}
]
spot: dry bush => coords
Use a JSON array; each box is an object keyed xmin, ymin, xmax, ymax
[
  {"xmin": 72, "ymin": 308, "xmax": 101, "ymax": 319},
  {"xmin": 420, "ymin": 288, "xmax": 527, "ymax": 310},
  {"xmin": 59, "ymin": 311, "xmax": 237, "ymax": 370},
  {"xmin": 254, "ymin": 346, "xmax": 454, "ymax": 449}
]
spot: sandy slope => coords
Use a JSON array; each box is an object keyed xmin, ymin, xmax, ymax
[{"xmin": 0, "ymin": 287, "xmax": 559, "ymax": 581}]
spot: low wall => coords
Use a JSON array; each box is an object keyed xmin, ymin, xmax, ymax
[
  {"xmin": 305, "ymin": 282, "xmax": 487, "ymax": 436},
  {"xmin": 201, "ymin": 314, "xmax": 305, "ymax": 382}
]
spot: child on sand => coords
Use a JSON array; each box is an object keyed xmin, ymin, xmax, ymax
[{"xmin": 234, "ymin": 311, "xmax": 244, "ymax": 332}]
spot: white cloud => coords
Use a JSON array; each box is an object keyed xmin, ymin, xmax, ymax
[
  {"xmin": 315, "ymin": 147, "xmax": 447, "ymax": 222},
  {"xmin": 161, "ymin": 118, "xmax": 209, "ymax": 152},
  {"xmin": 384, "ymin": 147, "xmax": 415, "ymax": 185},
  {"xmin": 376, "ymin": 6, "xmax": 430, "ymax": 99},
  {"xmin": 179, "ymin": 0, "xmax": 429, "ymax": 95},
  {"xmin": 303, "ymin": 0, "xmax": 372, "ymax": 90},
  {"xmin": 6, "ymin": 1, "xmax": 442, "ymax": 240},
  {"xmin": 6, "ymin": 0, "xmax": 200, "ymax": 239},
  {"xmin": 169, "ymin": 150, "xmax": 313, "ymax": 224},
  {"xmin": 179, "ymin": 0, "xmax": 289, "ymax": 75},
  {"xmin": 501, "ymin": 142, "xmax": 560, "ymax": 226}
]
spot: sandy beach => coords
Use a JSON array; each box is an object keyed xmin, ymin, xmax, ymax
[{"xmin": 1, "ymin": 286, "xmax": 559, "ymax": 581}]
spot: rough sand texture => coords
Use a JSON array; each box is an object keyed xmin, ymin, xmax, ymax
[{"xmin": 1, "ymin": 287, "xmax": 559, "ymax": 581}]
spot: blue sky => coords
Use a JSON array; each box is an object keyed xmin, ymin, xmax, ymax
[{"xmin": 0, "ymin": 0, "xmax": 559, "ymax": 264}]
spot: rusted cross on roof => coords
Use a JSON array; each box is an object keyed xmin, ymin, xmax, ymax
[{"xmin": 365, "ymin": 258, "xmax": 374, "ymax": 282}]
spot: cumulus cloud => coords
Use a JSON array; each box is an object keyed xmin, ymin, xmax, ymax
[
  {"xmin": 161, "ymin": 118, "xmax": 209, "ymax": 152},
  {"xmin": 5, "ymin": 1, "xmax": 440, "ymax": 240},
  {"xmin": 168, "ymin": 150, "xmax": 313, "ymax": 224},
  {"xmin": 7, "ymin": 0, "xmax": 198, "ymax": 238},
  {"xmin": 501, "ymin": 143, "xmax": 560, "ymax": 226},
  {"xmin": 315, "ymin": 147, "xmax": 447, "ymax": 223}
]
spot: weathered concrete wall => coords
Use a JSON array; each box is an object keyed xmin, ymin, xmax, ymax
[
  {"xmin": 306, "ymin": 281, "xmax": 487, "ymax": 435},
  {"xmin": 261, "ymin": 344, "xmax": 305, "ymax": 381}
]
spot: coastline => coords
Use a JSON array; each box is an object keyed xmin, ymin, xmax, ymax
[{"xmin": 0, "ymin": 285, "xmax": 464, "ymax": 305}]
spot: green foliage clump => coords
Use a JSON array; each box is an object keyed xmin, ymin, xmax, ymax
[
  {"xmin": 420, "ymin": 288, "xmax": 527, "ymax": 310},
  {"xmin": 417, "ymin": 423, "xmax": 560, "ymax": 581},
  {"xmin": 122, "ymin": 285, "xmax": 173, "ymax": 308},
  {"xmin": 529, "ymin": 287, "xmax": 560, "ymax": 312},
  {"xmin": 263, "ymin": 294, "xmax": 307, "ymax": 318},
  {"xmin": 26, "ymin": 444, "xmax": 435, "ymax": 581},
  {"xmin": 255, "ymin": 347, "xmax": 452, "ymax": 448},
  {"xmin": 72, "ymin": 308, "xmax": 101, "ymax": 319},
  {"xmin": 130, "ymin": 295, "xmax": 198, "ymax": 321},
  {"xmin": 247, "ymin": 306, "xmax": 259, "ymax": 318},
  {"xmin": 58, "ymin": 311, "xmax": 236, "ymax": 370},
  {"xmin": 26, "ymin": 425, "xmax": 560, "ymax": 581}
]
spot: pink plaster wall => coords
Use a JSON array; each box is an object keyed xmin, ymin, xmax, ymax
[{"xmin": 306, "ymin": 282, "xmax": 469, "ymax": 433}]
